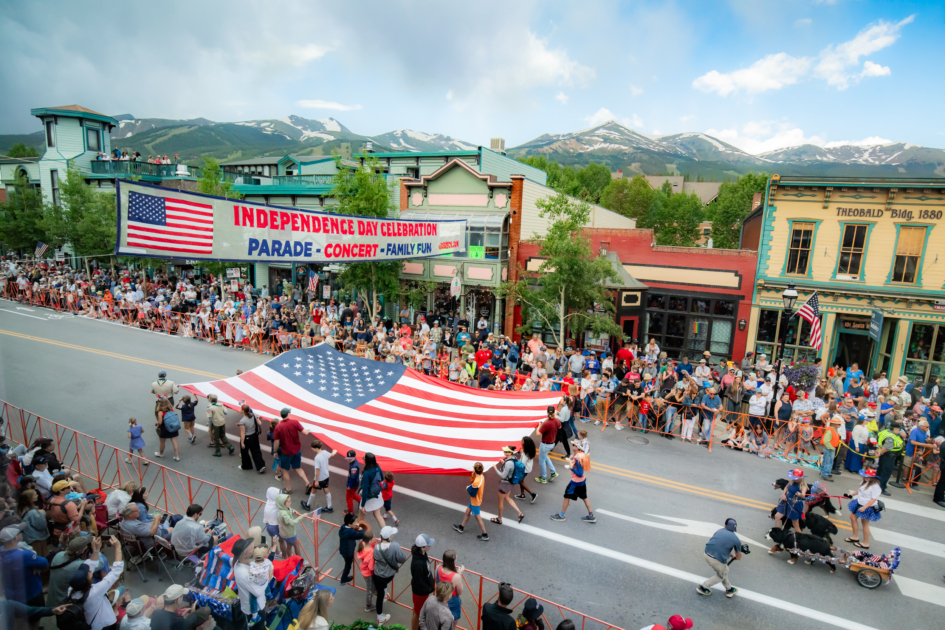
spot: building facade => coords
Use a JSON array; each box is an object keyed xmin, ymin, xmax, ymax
[
  {"xmin": 745, "ymin": 175, "xmax": 945, "ymax": 381},
  {"xmin": 514, "ymin": 229, "xmax": 758, "ymax": 358}
]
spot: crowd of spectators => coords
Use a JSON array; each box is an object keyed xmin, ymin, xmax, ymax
[{"xmin": 94, "ymin": 148, "xmax": 181, "ymax": 165}]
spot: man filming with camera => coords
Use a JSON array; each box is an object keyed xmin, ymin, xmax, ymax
[{"xmin": 696, "ymin": 518, "xmax": 747, "ymax": 599}]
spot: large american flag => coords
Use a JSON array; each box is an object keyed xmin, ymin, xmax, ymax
[
  {"xmin": 182, "ymin": 344, "xmax": 561, "ymax": 474},
  {"xmin": 126, "ymin": 191, "xmax": 214, "ymax": 255},
  {"xmin": 308, "ymin": 270, "xmax": 319, "ymax": 293},
  {"xmin": 34, "ymin": 242, "xmax": 48, "ymax": 258},
  {"xmin": 796, "ymin": 292, "xmax": 822, "ymax": 350}
]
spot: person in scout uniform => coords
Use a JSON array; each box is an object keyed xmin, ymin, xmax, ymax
[
  {"xmin": 206, "ymin": 394, "xmax": 234, "ymax": 457},
  {"xmin": 150, "ymin": 370, "xmax": 178, "ymax": 420}
]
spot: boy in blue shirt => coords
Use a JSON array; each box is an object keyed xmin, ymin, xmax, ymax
[{"xmin": 344, "ymin": 450, "xmax": 361, "ymax": 515}]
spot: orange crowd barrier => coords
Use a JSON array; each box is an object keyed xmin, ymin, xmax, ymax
[{"xmin": 0, "ymin": 398, "xmax": 622, "ymax": 630}]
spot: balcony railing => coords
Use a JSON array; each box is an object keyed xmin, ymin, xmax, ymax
[
  {"xmin": 270, "ymin": 174, "xmax": 337, "ymax": 186},
  {"xmin": 90, "ymin": 161, "xmax": 202, "ymax": 179},
  {"xmin": 220, "ymin": 171, "xmax": 262, "ymax": 185}
]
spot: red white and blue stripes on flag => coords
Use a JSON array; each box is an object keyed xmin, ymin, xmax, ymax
[
  {"xmin": 796, "ymin": 292, "xmax": 823, "ymax": 351},
  {"xmin": 182, "ymin": 344, "xmax": 561, "ymax": 474}
]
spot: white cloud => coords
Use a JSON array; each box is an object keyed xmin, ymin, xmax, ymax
[
  {"xmin": 445, "ymin": 90, "xmax": 454, "ymax": 101},
  {"xmin": 630, "ymin": 84, "xmax": 644, "ymax": 96},
  {"xmin": 289, "ymin": 44, "xmax": 332, "ymax": 66},
  {"xmin": 694, "ymin": 15, "xmax": 913, "ymax": 95},
  {"xmin": 824, "ymin": 136, "xmax": 892, "ymax": 147},
  {"xmin": 693, "ymin": 53, "xmax": 812, "ymax": 96},
  {"xmin": 860, "ymin": 60, "xmax": 891, "ymax": 77},
  {"xmin": 680, "ymin": 114, "xmax": 695, "ymax": 123},
  {"xmin": 795, "ymin": 18, "xmax": 812, "ymax": 27},
  {"xmin": 295, "ymin": 100, "xmax": 362, "ymax": 111},
  {"xmin": 584, "ymin": 108, "xmax": 642, "ymax": 129},
  {"xmin": 705, "ymin": 120, "xmax": 894, "ymax": 154},
  {"xmin": 555, "ymin": 91, "xmax": 569, "ymax": 105},
  {"xmin": 814, "ymin": 15, "xmax": 914, "ymax": 88}
]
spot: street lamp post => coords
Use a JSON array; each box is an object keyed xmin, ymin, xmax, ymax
[{"xmin": 770, "ymin": 283, "xmax": 798, "ymax": 415}]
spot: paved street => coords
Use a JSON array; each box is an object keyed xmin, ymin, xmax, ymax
[{"xmin": 1, "ymin": 303, "xmax": 943, "ymax": 630}]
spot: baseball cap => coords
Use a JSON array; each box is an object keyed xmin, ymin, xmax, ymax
[
  {"xmin": 380, "ymin": 526, "xmax": 398, "ymax": 539},
  {"xmin": 345, "ymin": 450, "xmax": 357, "ymax": 459},
  {"xmin": 158, "ymin": 370, "xmax": 167, "ymax": 377},
  {"xmin": 415, "ymin": 533, "xmax": 435, "ymax": 547},
  {"xmin": 280, "ymin": 407, "xmax": 291, "ymax": 418},
  {"xmin": 253, "ymin": 547, "xmax": 267, "ymax": 561},
  {"xmin": 163, "ymin": 584, "xmax": 190, "ymax": 600},
  {"xmin": 502, "ymin": 445, "xmax": 515, "ymax": 454},
  {"xmin": 52, "ymin": 480, "xmax": 75, "ymax": 493},
  {"xmin": 0, "ymin": 524, "xmax": 23, "ymax": 543},
  {"xmin": 667, "ymin": 616, "xmax": 694, "ymax": 630},
  {"xmin": 125, "ymin": 596, "xmax": 150, "ymax": 617}
]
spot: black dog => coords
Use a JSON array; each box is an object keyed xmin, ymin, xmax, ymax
[
  {"xmin": 802, "ymin": 512, "xmax": 838, "ymax": 544},
  {"xmin": 765, "ymin": 527, "xmax": 836, "ymax": 573}
]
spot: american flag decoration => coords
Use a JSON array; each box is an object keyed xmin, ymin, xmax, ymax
[
  {"xmin": 796, "ymin": 292, "xmax": 823, "ymax": 351},
  {"xmin": 34, "ymin": 242, "xmax": 49, "ymax": 258},
  {"xmin": 308, "ymin": 270, "xmax": 319, "ymax": 293},
  {"xmin": 182, "ymin": 344, "xmax": 561, "ymax": 474},
  {"xmin": 126, "ymin": 191, "xmax": 214, "ymax": 255}
]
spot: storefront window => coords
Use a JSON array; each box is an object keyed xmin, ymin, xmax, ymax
[
  {"xmin": 902, "ymin": 322, "xmax": 945, "ymax": 383},
  {"xmin": 645, "ymin": 292, "xmax": 738, "ymax": 360},
  {"xmin": 756, "ymin": 309, "xmax": 780, "ymax": 343},
  {"xmin": 753, "ymin": 309, "xmax": 817, "ymax": 363},
  {"xmin": 875, "ymin": 319, "xmax": 898, "ymax": 375}
]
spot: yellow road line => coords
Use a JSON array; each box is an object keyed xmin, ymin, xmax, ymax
[
  {"xmin": 0, "ymin": 329, "xmax": 227, "ymax": 379},
  {"xmin": 3, "ymin": 328, "xmax": 851, "ymax": 530}
]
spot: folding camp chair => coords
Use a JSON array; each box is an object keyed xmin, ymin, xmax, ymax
[
  {"xmin": 154, "ymin": 536, "xmax": 202, "ymax": 581},
  {"xmin": 119, "ymin": 529, "xmax": 165, "ymax": 583},
  {"xmin": 95, "ymin": 504, "xmax": 120, "ymax": 537}
]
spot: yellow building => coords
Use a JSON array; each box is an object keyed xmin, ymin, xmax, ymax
[{"xmin": 745, "ymin": 175, "xmax": 945, "ymax": 383}]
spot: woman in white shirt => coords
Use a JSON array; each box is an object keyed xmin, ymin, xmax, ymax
[
  {"xmin": 68, "ymin": 536, "xmax": 124, "ymax": 630},
  {"xmin": 105, "ymin": 481, "xmax": 138, "ymax": 520},
  {"xmin": 645, "ymin": 339, "xmax": 660, "ymax": 363},
  {"xmin": 846, "ymin": 469, "xmax": 883, "ymax": 549}
]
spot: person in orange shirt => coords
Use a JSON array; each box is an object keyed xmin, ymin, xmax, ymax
[
  {"xmin": 820, "ymin": 416, "xmax": 843, "ymax": 481},
  {"xmin": 551, "ymin": 440, "xmax": 595, "ymax": 523},
  {"xmin": 452, "ymin": 463, "xmax": 489, "ymax": 541}
]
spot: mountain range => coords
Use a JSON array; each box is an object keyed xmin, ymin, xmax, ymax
[{"xmin": 2, "ymin": 114, "xmax": 943, "ymax": 178}]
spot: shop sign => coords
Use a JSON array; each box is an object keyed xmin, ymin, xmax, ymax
[
  {"xmin": 322, "ymin": 284, "xmax": 331, "ymax": 299},
  {"xmin": 585, "ymin": 330, "xmax": 610, "ymax": 352},
  {"xmin": 469, "ymin": 246, "xmax": 485, "ymax": 259},
  {"xmin": 840, "ymin": 318, "xmax": 870, "ymax": 332},
  {"xmin": 450, "ymin": 275, "xmax": 461, "ymax": 298},
  {"xmin": 230, "ymin": 280, "xmax": 239, "ymax": 293},
  {"xmin": 835, "ymin": 207, "xmax": 943, "ymax": 221},
  {"xmin": 226, "ymin": 267, "xmax": 241, "ymax": 279},
  {"xmin": 296, "ymin": 265, "xmax": 308, "ymax": 277},
  {"xmin": 869, "ymin": 309, "xmax": 883, "ymax": 343},
  {"xmin": 935, "ymin": 300, "xmax": 945, "ymax": 312}
]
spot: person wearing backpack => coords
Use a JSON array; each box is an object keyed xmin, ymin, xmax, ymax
[
  {"xmin": 490, "ymin": 447, "xmax": 524, "ymax": 525},
  {"xmin": 358, "ymin": 453, "xmax": 385, "ymax": 534},
  {"xmin": 154, "ymin": 399, "xmax": 181, "ymax": 462},
  {"xmin": 372, "ymin": 525, "xmax": 407, "ymax": 626}
]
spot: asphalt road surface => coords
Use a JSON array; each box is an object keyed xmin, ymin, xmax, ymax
[{"xmin": 1, "ymin": 302, "xmax": 943, "ymax": 630}]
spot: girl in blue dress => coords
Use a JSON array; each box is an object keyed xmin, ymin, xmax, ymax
[
  {"xmin": 774, "ymin": 468, "xmax": 808, "ymax": 533},
  {"xmin": 126, "ymin": 417, "xmax": 147, "ymax": 464}
]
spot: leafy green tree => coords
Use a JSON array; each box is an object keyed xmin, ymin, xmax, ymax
[
  {"xmin": 330, "ymin": 155, "xmax": 433, "ymax": 319},
  {"xmin": 42, "ymin": 163, "xmax": 117, "ymax": 276},
  {"xmin": 575, "ymin": 162, "xmax": 612, "ymax": 204},
  {"xmin": 0, "ymin": 174, "xmax": 48, "ymax": 254},
  {"xmin": 600, "ymin": 175, "xmax": 655, "ymax": 220},
  {"xmin": 6, "ymin": 143, "xmax": 39, "ymax": 158},
  {"xmin": 499, "ymin": 192, "xmax": 622, "ymax": 347},
  {"xmin": 517, "ymin": 156, "xmax": 578, "ymax": 195},
  {"xmin": 640, "ymin": 188, "xmax": 704, "ymax": 246},
  {"xmin": 710, "ymin": 172, "xmax": 769, "ymax": 249},
  {"xmin": 195, "ymin": 156, "xmax": 244, "ymax": 297}
]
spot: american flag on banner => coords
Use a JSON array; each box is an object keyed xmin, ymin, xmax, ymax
[
  {"xmin": 796, "ymin": 292, "xmax": 823, "ymax": 350},
  {"xmin": 182, "ymin": 344, "xmax": 561, "ymax": 474},
  {"xmin": 34, "ymin": 242, "xmax": 49, "ymax": 258},
  {"xmin": 126, "ymin": 190, "xmax": 214, "ymax": 255},
  {"xmin": 308, "ymin": 270, "xmax": 319, "ymax": 293}
]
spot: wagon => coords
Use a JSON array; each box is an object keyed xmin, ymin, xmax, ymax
[
  {"xmin": 835, "ymin": 546, "xmax": 900, "ymax": 589},
  {"xmin": 848, "ymin": 558, "xmax": 896, "ymax": 589}
]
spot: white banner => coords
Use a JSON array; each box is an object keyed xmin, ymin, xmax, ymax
[{"xmin": 115, "ymin": 181, "xmax": 467, "ymax": 263}]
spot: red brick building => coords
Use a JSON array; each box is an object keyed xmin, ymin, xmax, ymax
[{"xmin": 511, "ymin": 228, "xmax": 758, "ymax": 362}]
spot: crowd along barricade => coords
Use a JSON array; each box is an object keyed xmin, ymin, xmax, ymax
[
  {"xmin": 0, "ymin": 398, "xmax": 622, "ymax": 630},
  {"xmin": 4, "ymin": 283, "xmax": 832, "ymax": 468}
]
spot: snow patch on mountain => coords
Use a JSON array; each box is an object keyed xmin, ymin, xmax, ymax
[{"xmin": 317, "ymin": 118, "xmax": 342, "ymax": 132}]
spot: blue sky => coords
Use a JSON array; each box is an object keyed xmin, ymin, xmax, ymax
[{"xmin": 1, "ymin": 0, "xmax": 941, "ymax": 154}]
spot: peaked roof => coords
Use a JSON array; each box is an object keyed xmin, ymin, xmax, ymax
[
  {"xmin": 403, "ymin": 158, "xmax": 513, "ymax": 188},
  {"xmin": 31, "ymin": 105, "xmax": 118, "ymax": 128},
  {"xmin": 47, "ymin": 105, "xmax": 109, "ymax": 116}
]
